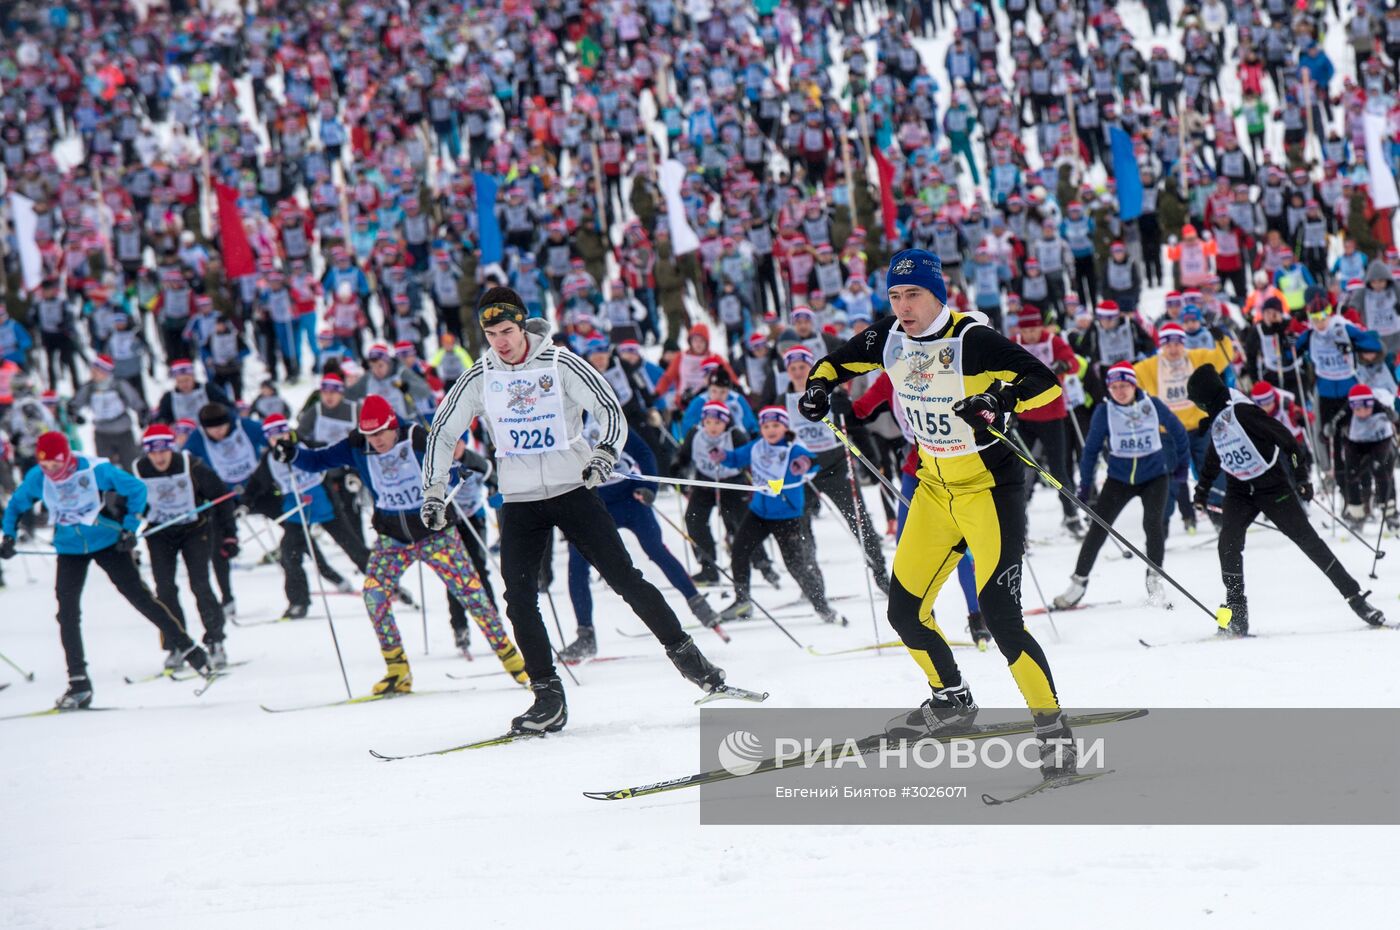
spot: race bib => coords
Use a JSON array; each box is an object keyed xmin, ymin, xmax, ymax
[{"xmin": 482, "ymin": 366, "xmax": 570, "ymax": 456}]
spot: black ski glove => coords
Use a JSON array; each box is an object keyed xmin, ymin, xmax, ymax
[
  {"xmin": 1192, "ymin": 483, "xmax": 1210, "ymax": 512},
  {"xmin": 952, "ymin": 391, "xmax": 1006, "ymax": 432},
  {"xmin": 220, "ymin": 537, "xmax": 240, "ymax": 559},
  {"xmin": 797, "ymin": 381, "xmax": 831, "ymax": 421},
  {"xmin": 115, "ymin": 530, "xmax": 138, "ymax": 553},
  {"xmin": 633, "ymin": 486, "xmax": 656, "ymax": 506},
  {"xmin": 1296, "ymin": 479, "xmax": 1314, "ymax": 502},
  {"xmin": 270, "ymin": 438, "xmax": 299, "ymax": 464}
]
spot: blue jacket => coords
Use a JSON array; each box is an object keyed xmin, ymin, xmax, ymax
[
  {"xmin": 721, "ymin": 438, "xmax": 819, "ymax": 521},
  {"xmin": 598, "ymin": 431, "xmax": 658, "ymax": 508},
  {"xmin": 2, "ymin": 457, "xmax": 146, "ymax": 554},
  {"xmin": 1297, "ymin": 47, "xmax": 1334, "ymax": 91},
  {"xmin": 182, "ymin": 418, "xmax": 268, "ymax": 490},
  {"xmin": 1296, "ymin": 322, "xmax": 1382, "ymax": 397},
  {"xmin": 678, "ymin": 389, "xmax": 760, "ymax": 437},
  {"xmin": 1079, "ymin": 393, "xmax": 1190, "ymax": 492},
  {"xmin": 0, "ymin": 317, "xmax": 33, "ymax": 364}
]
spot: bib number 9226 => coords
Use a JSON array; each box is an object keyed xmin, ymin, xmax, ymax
[{"xmin": 510, "ymin": 427, "xmax": 556, "ymax": 450}]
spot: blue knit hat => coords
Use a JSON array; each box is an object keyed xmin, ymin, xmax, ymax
[{"xmin": 885, "ymin": 249, "xmax": 948, "ymax": 303}]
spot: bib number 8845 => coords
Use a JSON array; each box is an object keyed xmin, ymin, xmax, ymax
[{"xmin": 510, "ymin": 428, "xmax": 556, "ymax": 450}]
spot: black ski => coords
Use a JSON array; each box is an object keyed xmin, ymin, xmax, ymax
[
  {"xmin": 981, "ymin": 769, "xmax": 1116, "ymax": 805},
  {"xmin": 124, "ymin": 660, "xmax": 252, "ymax": 685},
  {"xmin": 259, "ymin": 686, "xmax": 476, "ymax": 713},
  {"xmin": 583, "ymin": 709, "xmax": 1148, "ymax": 801},
  {"xmin": 694, "ymin": 684, "xmax": 769, "ymax": 705},
  {"xmin": 369, "ymin": 730, "xmax": 547, "ymax": 761}
]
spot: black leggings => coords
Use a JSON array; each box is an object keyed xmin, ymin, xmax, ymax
[
  {"xmin": 1219, "ymin": 486, "xmax": 1359, "ymax": 603},
  {"xmin": 498, "ymin": 487, "xmax": 686, "ymax": 682},
  {"xmin": 449, "ymin": 513, "xmax": 497, "ymax": 632},
  {"xmin": 1074, "ymin": 475, "xmax": 1169, "ymax": 577},
  {"xmin": 729, "ymin": 511, "xmax": 829, "ymax": 612},
  {"xmin": 684, "ymin": 485, "xmax": 772, "ymax": 574},
  {"xmin": 1017, "ymin": 419, "xmax": 1076, "ymax": 517},
  {"xmin": 146, "ymin": 522, "xmax": 225, "ymax": 647},
  {"xmin": 56, "ymin": 544, "xmax": 192, "ymax": 678},
  {"xmin": 806, "ymin": 450, "xmax": 888, "ymax": 582}
]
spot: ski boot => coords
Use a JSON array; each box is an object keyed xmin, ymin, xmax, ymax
[
  {"xmin": 818, "ymin": 606, "xmax": 848, "ymax": 626},
  {"xmin": 510, "ymin": 675, "xmax": 567, "ymax": 733},
  {"xmin": 1347, "ymin": 590, "xmax": 1386, "ymax": 627},
  {"xmin": 559, "ymin": 627, "xmax": 597, "ymax": 662},
  {"xmin": 1344, "ymin": 503, "xmax": 1368, "ymax": 532},
  {"xmin": 759, "ymin": 564, "xmax": 782, "ymax": 588},
  {"xmin": 665, "ymin": 635, "xmax": 725, "ymax": 692},
  {"xmin": 1145, "ymin": 569, "xmax": 1168, "ymax": 607},
  {"xmin": 968, "ymin": 611, "xmax": 991, "ymax": 651},
  {"xmin": 221, "ymin": 597, "xmax": 237, "ymax": 620},
  {"xmin": 396, "ymin": 588, "xmax": 416, "ymax": 608},
  {"xmin": 718, "ymin": 599, "xmax": 753, "ymax": 623},
  {"xmin": 162, "ymin": 648, "xmax": 185, "ymax": 673},
  {"xmin": 1385, "ymin": 502, "xmax": 1400, "ymax": 532},
  {"xmin": 690, "ymin": 565, "xmax": 721, "ymax": 586},
  {"xmin": 495, "ymin": 642, "xmax": 528, "ymax": 683},
  {"xmin": 335, "ymin": 576, "xmax": 356, "ymax": 594},
  {"xmin": 282, "ymin": 603, "xmax": 310, "ymax": 620},
  {"xmin": 1216, "ymin": 600, "xmax": 1249, "ymax": 637},
  {"xmin": 372, "ymin": 646, "xmax": 413, "ymax": 695},
  {"xmin": 55, "ymin": 675, "xmax": 93, "ymax": 710},
  {"xmin": 1062, "ymin": 514, "xmax": 1086, "ymax": 539},
  {"xmin": 453, "ymin": 626, "xmax": 472, "ymax": 657},
  {"xmin": 887, "ymin": 681, "xmax": 979, "ymax": 739},
  {"xmin": 1053, "ymin": 574, "xmax": 1088, "ymax": 609},
  {"xmin": 875, "ymin": 571, "xmax": 890, "ymax": 596},
  {"xmin": 208, "ymin": 641, "xmax": 229, "ymax": 670},
  {"xmin": 687, "ymin": 593, "xmax": 720, "ymax": 628},
  {"xmin": 1036, "ymin": 712, "xmax": 1078, "ymax": 780}
]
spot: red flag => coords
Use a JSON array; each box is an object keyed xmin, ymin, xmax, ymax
[
  {"xmin": 871, "ymin": 147, "xmax": 898, "ymax": 244},
  {"xmin": 214, "ymin": 182, "xmax": 255, "ymax": 279}
]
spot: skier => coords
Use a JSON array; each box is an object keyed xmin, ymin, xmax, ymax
[
  {"xmin": 1053, "ymin": 362, "xmax": 1191, "ymax": 609},
  {"xmin": 420, "ymin": 287, "xmax": 735, "ymax": 735},
  {"xmin": 0, "ymin": 432, "xmax": 214, "ymax": 708},
  {"xmin": 1185, "ymin": 366, "xmax": 1386, "ymax": 633},
  {"xmin": 797, "ymin": 248, "xmax": 1077, "ymax": 778},
  {"xmin": 271, "ymin": 394, "xmax": 526, "ymax": 692},
  {"xmin": 1332, "ymin": 384, "xmax": 1398, "ymax": 529},
  {"xmin": 133, "ymin": 422, "xmax": 238, "ymax": 669},
  {"xmin": 68, "ymin": 355, "xmax": 147, "ymax": 469}
]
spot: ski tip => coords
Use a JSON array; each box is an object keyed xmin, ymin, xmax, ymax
[
  {"xmin": 368, "ymin": 749, "xmax": 397, "ymax": 762},
  {"xmin": 582, "ymin": 789, "xmax": 632, "ymax": 801},
  {"xmin": 1137, "ymin": 638, "xmax": 1154, "ymax": 649}
]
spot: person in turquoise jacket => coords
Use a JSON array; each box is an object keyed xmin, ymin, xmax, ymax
[{"xmin": 0, "ymin": 431, "xmax": 212, "ymax": 710}]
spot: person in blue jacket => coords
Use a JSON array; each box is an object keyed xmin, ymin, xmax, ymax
[
  {"xmin": 1054, "ymin": 361, "xmax": 1190, "ymax": 608},
  {"xmin": 1297, "ymin": 302, "xmax": 1383, "ymax": 478},
  {"xmin": 559, "ymin": 421, "xmax": 720, "ymax": 661},
  {"xmin": 0, "ymin": 303, "xmax": 33, "ymax": 365},
  {"xmin": 714, "ymin": 405, "xmax": 841, "ymax": 624},
  {"xmin": 0, "ymin": 431, "xmax": 212, "ymax": 709},
  {"xmin": 182, "ymin": 402, "xmax": 268, "ymax": 617},
  {"xmin": 677, "ymin": 366, "xmax": 761, "ymax": 437}
]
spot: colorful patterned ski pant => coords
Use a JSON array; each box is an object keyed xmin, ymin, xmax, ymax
[{"xmin": 364, "ymin": 530, "xmax": 510, "ymax": 654}]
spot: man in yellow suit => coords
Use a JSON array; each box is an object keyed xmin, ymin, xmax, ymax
[
  {"xmin": 1133, "ymin": 320, "xmax": 1234, "ymax": 531},
  {"xmin": 797, "ymin": 249, "xmax": 1076, "ymax": 779}
]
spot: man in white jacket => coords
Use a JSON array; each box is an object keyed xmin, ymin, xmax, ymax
[{"xmin": 420, "ymin": 287, "xmax": 729, "ymax": 734}]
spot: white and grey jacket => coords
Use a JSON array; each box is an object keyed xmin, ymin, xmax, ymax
[{"xmin": 422, "ymin": 318, "xmax": 626, "ymax": 502}]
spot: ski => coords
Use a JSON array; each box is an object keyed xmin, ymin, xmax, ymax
[
  {"xmin": 259, "ymin": 686, "xmax": 476, "ymax": 713},
  {"xmin": 805, "ymin": 639, "xmax": 975, "ymax": 657},
  {"xmin": 694, "ymin": 684, "xmax": 769, "ymax": 706},
  {"xmin": 444, "ymin": 668, "xmax": 529, "ymax": 682},
  {"xmin": 773, "ymin": 592, "xmax": 862, "ymax": 611},
  {"xmin": 561, "ymin": 655, "xmax": 649, "ymax": 667},
  {"xmin": 1, "ymin": 706, "xmax": 121, "ymax": 722},
  {"xmin": 1141, "ymin": 623, "xmax": 1399, "ymax": 649},
  {"xmin": 369, "ymin": 730, "xmax": 547, "ymax": 761},
  {"xmin": 981, "ymin": 769, "xmax": 1117, "ymax": 806},
  {"xmin": 193, "ymin": 671, "xmax": 226, "ymax": 697},
  {"xmin": 1024, "ymin": 599, "xmax": 1121, "ymax": 617},
  {"xmin": 173, "ymin": 660, "xmax": 251, "ymax": 681},
  {"xmin": 124, "ymin": 660, "xmax": 252, "ymax": 685},
  {"xmin": 583, "ymin": 709, "xmax": 1148, "ymax": 801},
  {"xmin": 231, "ymin": 614, "xmax": 318, "ymax": 629},
  {"xmin": 0, "ymin": 683, "xmax": 8, "ymax": 692}
]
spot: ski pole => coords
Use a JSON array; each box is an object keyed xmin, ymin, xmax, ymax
[
  {"xmin": 838, "ymin": 436, "xmax": 884, "ymax": 652},
  {"xmin": 1020, "ymin": 546, "xmax": 1061, "ymax": 642},
  {"xmin": 235, "ymin": 498, "xmax": 310, "ymax": 547},
  {"xmin": 985, "ymin": 425, "xmax": 1228, "ymax": 629},
  {"xmin": 1299, "ymin": 491, "xmax": 1385, "ymax": 555},
  {"xmin": 823, "ymin": 417, "xmax": 912, "ymax": 509},
  {"xmin": 0, "ymin": 649, "xmax": 36, "ymax": 681},
  {"xmin": 138, "ymin": 491, "xmax": 238, "ymax": 539},
  {"xmin": 652, "ymin": 505, "xmax": 805, "ymax": 649},
  {"xmin": 286, "ymin": 468, "xmax": 354, "ymax": 701},
  {"xmin": 453, "ymin": 499, "xmax": 579, "ymax": 686},
  {"xmin": 625, "ymin": 472, "xmax": 792, "ymax": 495},
  {"xmin": 1369, "ymin": 505, "xmax": 1386, "ymax": 580}
]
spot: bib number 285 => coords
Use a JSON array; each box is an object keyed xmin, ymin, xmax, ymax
[{"xmin": 510, "ymin": 427, "xmax": 556, "ymax": 450}]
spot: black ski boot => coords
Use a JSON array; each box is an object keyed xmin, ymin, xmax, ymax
[
  {"xmin": 282, "ymin": 603, "xmax": 310, "ymax": 620},
  {"xmin": 208, "ymin": 641, "xmax": 229, "ymax": 670},
  {"xmin": 559, "ymin": 626, "xmax": 597, "ymax": 662},
  {"xmin": 968, "ymin": 611, "xmax": 991, "ymax": 650},
  {"xmin": 759, "ymin": 564, "xmax": 782, "ymax": 588},
  {"xmin": 162, "ymin": 648, "xmax": 185, "ymax": 672},
  {"xmin": 1216, "ymin": 600, "xmax": 1249, "ymax": 637},
  {"xmin": 687, "ymin": 593, "xmax": 720, "ymax": 628},
  {"xmin": 510, "ymin": 676, "xmax": 567, "ymax": 733},
  {"xmin": 886, "ymin": 681, "xmax": 978, "ymax": 739},
  {"xmin": 453, "ymin": 626, "xmax": 472, "ymax": 657},
  {"xmin": 1347, "ymin": 590, "xmax": 1386, "ymax": 627},
  {"xmin": 665, "ymin": 635, "xmax": 725, "ymax": 692},
  {"xmin": 178, "ymin": 644, "xmax": 211, "ymax": 676},
  {"xmin": 1036, "ymin": 712, "xmax": 1078, "ymax": 780},
  {"xmin": 690, "ymin": 565, "xmax": 721, "ymax": 585},
  {"xmin": 55, "ymin": 675, "xmax": 93, "ymax": 710}
]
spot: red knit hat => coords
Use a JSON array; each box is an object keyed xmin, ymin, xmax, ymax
[
  {"xmin": 1348, "ymin": 383, "xmax": 1376, "ymax": 406},
  {"xmin": 141, "ymin": 423, "xmax": 177, "ymax": 451},
  {"xmin": 358, "ymin": 394, "xmax": 399, "ymax": 434},
  {"xmin": 1250, "ymin": 381, "xmax": 1278, "ymax": 405},
  {"xmin": 35, "ymin": 431, "xmax": 74, "ymax": 475},
  {"xmin": 1105, "ymin": 361, "xmax": 1138, "ymax": 385}
]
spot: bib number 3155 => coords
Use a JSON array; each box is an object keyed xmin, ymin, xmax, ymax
[{"xmin": 510, "ymin": 427, "xmax": 556, "ymax": 450}]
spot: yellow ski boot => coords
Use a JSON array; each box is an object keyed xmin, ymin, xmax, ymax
[{"xmin": 372, "ymin": 646, "xmax": 413, "ymax": 695}]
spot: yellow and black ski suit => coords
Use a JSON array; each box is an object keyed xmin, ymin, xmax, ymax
[{"xmin": 809, "ymin": 310, "xmax": 1063, "ymax": 714}]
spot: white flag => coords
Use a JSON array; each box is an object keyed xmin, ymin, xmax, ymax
[
  {"xmin": 7, "ymin": 192, "xmax": 41, "ymax": 292},
  {"xmin": 1364, "ymin": 109, "xmax": 1399, "ymax": 211},
  {"xmin": 659, "ymin": 159, "xmax": 701, "ymax": 256}
]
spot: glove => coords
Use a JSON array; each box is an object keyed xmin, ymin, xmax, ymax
[
  {"xmin": 420, "ymin": 493, "xmax": 448, "ymax": 531},
  {"xmin": 270, "ymin": 438, "xmax": 298, "ymax": 464},
  {"xmin": 220, "ymin": 537, "xmax": 240, "ymax": 559},
  {"xmin": 633, "ymin": 487, "xmax": 656, "ymax": 506},
  {"xmin": 1051, "ymin": 359, "xmax": 1071, "ymax": 375},
  {"xmin": 797, "ymin": 382, "xmax": 831, "ymax": 421},
  {"xmin": 952, "ymin": 391, "xmax": 1005, "ymax": 432},
  {"xmin": 233, "ymin": 504, "xmax": 250, "ymax": 521},
  {"xmin": 646, "ymin": 408, "xmax": 663, "ymax": 428},
  {"xmin": 1296, "ymin": 479, "xmax": 1314, "ymax": 502},
  {"xmin": 581, "ymin": 444, "xmax": 618, "ymax": 489},
  {"xmin": 115, "ymin": 530, "xmax": 138, "ymax": 553},
  {"xmin": 1192, "ymin": 483, "xmax": 1210, "ymax": 512},
  {"xmin": 0, "ymin": 536, "xmax": 15, "ymax": 560},
  {"xmin": 343, "ymin": 473, "xmax": 362, "ymax": 495}
]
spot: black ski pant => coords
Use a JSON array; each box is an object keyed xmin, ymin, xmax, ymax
[
  {"xmin": 729, "ymin": 511, "xmax": 829, "ymax": 612},
  {"xmin": 1017, "ymin": 418, "xmax": 1077, "ymax": 517},
  {"xmin": 449, "ymin": 512, "xmax": 497, "ymax": 633},
  {"xmin": 1074, "ymin": 475, "xmax": 1169, "ymax": 577},
  {"xmin": 1344, "ymin": 438, "xmax": 1395, "ymax": 509},
  {"xmin": 498, "ymin": 487, "xmax": 686, "ymax": 682},
  {"xmin": 55, "ymin": 544, "xmax": 193, "ymax": 678},
  {"xmin": 684, "ymin": 485, "xmax": 773, "ymax": 575},
  {"xmin": 805, "ymin": 449, "xmax": 888, "ymax": 583},
  {"xmin": 146, "ymin": 522, "xmax": 225, "ymax": 647},
  {"xmin": 1219, "ymin": 486, "xmax": 1360, "ymax": 604}
]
